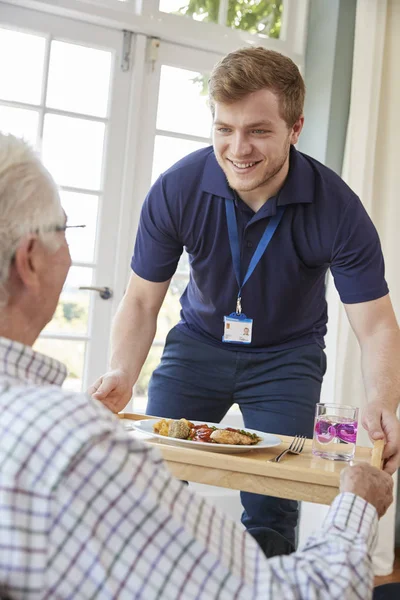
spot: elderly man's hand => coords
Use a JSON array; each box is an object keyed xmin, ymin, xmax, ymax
[
  {"xmin": 361, "ymin": 402, "xmax": 400, "ymax": 474},
  {"xmin": 340, "ymin": 463, "xmax": 393, "ymax": 518}
]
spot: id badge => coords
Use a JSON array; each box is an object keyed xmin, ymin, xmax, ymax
[{"xmin": 222, "ymin": 313, "xmax": 253, "ymax": 344}]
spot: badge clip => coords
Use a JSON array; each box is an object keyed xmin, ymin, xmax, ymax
[{"xmin": 236, "ymin": 296, "xmax": 242, "ymax": 315}]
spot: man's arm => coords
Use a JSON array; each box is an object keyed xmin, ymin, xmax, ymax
[
  {"xmin": 87, "ymin": 272, "xmax": 170, "ymax": 412},
  {"xmin": 345, "ymin": 294, "xmax": 400, "ymax": 473}
]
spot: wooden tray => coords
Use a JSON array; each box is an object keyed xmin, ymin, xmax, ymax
[{"xmin": 118, "ymin": 413, "xmax": 383, "ymax": 505}]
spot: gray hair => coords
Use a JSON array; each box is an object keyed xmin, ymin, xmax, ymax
[{"xmin": 0, "ymin": 133, "xmax": 64, "ymax": 305}]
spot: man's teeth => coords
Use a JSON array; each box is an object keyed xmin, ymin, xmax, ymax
[{"xmin": 232, "ymin": 162, "xmax": 256, "ymax": 169}]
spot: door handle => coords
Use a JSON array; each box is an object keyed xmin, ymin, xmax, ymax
[{"xmin": 78, "ymin": 286, "xmax": 113, "ymax": 300}]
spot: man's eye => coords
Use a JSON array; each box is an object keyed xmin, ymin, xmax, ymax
[
  {"xmin": 217, "ymin": 128, "xmax": 231, "ymax": 133},
  {"xmin": 252, "ymin": 129, "xmax": 268, "ymax": 134}
]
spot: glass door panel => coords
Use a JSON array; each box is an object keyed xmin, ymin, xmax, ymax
[
  {"xmin": 42, "ymin": 114, "xmax": 106, "ymax": 190},
  {"xmin": 156, "ymin": 65, "xmax": 211, "ymax": 137},
  {"xmin": 46, "ymin": 40, "xmax": 112, "ymax": 117},
  {"xmin": 34, "ymin": 337, "xmax": 87, "ymax": 392},
  {"xmin": 60, "ymin": 191, "xmax": 99, "ymax": 263},
  {"xmin": 134, "ymin": 42, "xmax": 222, "ymax": 408},
  {"xmin": 0, "ymin": 105, "xmax": 39, "ymax": 145},
  {"xmin": 0, "ymin": 6, "xmax": 133, "ymax": 392},
  {"xmin": 0, "ymin": 28, "xmax": 46, "ymax": 104},
  {"xmin": 42, "ymin": 267, "xmax": 93, "ymax": 336},
  {"xmin": 151, "ymin": 135, "xmax": 208, "ymax": 182},
  {"xmin": 135, "ymin": 345, "xmax": 164, "ymax": 399}
]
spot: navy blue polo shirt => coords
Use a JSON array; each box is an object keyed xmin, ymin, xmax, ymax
[{"xmin": 131, "ymin": 146, "xmax": 388, "ymax": 352}]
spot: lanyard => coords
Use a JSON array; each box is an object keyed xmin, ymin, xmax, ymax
[{"xmin": 225, "ymin": 198, "xmax": 285, "ymax": 314}]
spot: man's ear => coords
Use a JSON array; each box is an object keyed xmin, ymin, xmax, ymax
[
  {"xmin": 290, "ymin": 116, "xmax": 304, "ymax": 145},
  {"xmin": 12, "ymin": 236, "xmax": 42, "ymax": 290}
]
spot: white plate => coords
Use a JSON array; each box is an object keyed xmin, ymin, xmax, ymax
[{"xmin": 132, "ymin": 419, "xmax": 281, "ymax": 454}]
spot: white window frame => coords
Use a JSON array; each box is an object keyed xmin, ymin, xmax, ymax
[{"xmin": 6, "ymin": 0, "xmax": 309, "ymax": 68}]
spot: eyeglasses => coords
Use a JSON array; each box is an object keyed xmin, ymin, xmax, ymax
[
  {"xmin": 50, "ymin": 224, "xmax": 86, "ymax": 232},
  {"xmin": 9, "ymin": 224, "xmax": 86, "ymax": 263}
]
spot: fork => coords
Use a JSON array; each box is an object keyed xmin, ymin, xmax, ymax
[{"xmin": 269, "ymin": 435, "xmax": 306, "ymax": 463}]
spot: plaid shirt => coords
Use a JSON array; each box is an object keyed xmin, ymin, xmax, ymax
[{"xmin": 0, "ymin": 336, "xmax": 378, "ymax": 599}]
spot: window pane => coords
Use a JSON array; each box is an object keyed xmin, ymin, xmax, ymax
[
  {"xmin": 157, "ymin": 66, "xmax": 211, "ymax": 138},
  {"xmin": 34, "ymin": 338, "xmax": 86, "ymax": 392},
  {"xmin": 227, "ymin": 0, "xmax": 282, "ymax": 38},
  {"xmin": 152, "ymin": 135, "xmax": 208, "ymax": 182},
  {"xmin": 134, "ymin": 345, "xmax": 164, "ymax": 407},
  {"xmin": 47, "ymin": 40, "xmax": 112, "ymax": 117},
  {"xmin": 60, "ymin": 191, "xmax": 98, "ymax": 263},
  {"xmin": 159, "ymin": 0, "xmax": 220, "ymax": 22},
  {"xmin": 156, "ymin": 283, "xmax": 185, "ymax": 343},
  {"xmin": 176, "ymin": 250, "xmax": 190, "ymax": 277},
  {"xmin": 0, "ymin": 105, "xmax": 39, "ymax": 146},
  {"xmin": 42, "ymin": 114, "xmax": 105, "ymax": 189},
  {"xmin": 0, "ymin": 28, "xmax": 46, "ymax": 104},
  {"xmin": 43, "ymin": 266, "xmax": 93, "ymax": 335}
]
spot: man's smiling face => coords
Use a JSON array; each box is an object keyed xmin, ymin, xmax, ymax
[{"xmin": 212, "ymin": 88, "xmax": 302, "ymax": 201}]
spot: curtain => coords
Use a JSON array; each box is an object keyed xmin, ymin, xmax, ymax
[{"xmin": 300, "ymin": 0, "xmax": 399, "ymax": 575}]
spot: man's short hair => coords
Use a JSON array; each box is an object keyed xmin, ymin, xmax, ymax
[{"xmin": 208, "ymin": 47, "xmax": 305, "ymax": 127}]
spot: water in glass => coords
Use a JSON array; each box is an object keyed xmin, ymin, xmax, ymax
[{"xmin": 312, "ymin": 406, "xmax": 358, "ymax": 461}]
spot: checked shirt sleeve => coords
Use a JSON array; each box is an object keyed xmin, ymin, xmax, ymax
[{"xmin": 262, "ymin": 492, "xmax": 378, "ymax": 600}]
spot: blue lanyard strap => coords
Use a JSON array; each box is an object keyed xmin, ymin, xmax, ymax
[{"xmin": 225, "ymin": 198, "xmax": 285, "ymax": 300}]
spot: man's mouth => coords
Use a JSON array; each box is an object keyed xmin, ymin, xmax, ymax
[{"xmin": 228, "ymin": 159, "xmax": 261, "ymax": 172}]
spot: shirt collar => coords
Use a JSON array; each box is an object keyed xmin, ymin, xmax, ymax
[
  {"xmin": 277, "ymin": 145, "xmax": 315, "ymax": 206},
  {"xmin": 0, "ymin": 336, "xmax": 67, "ymax": 387},
  {"xmin": 200, "ymin": 151, "xmax": 235, "ymax": 199},
  {"xmin": 200, "ymin": 145, "xmax": 315, "ymax": 206}
]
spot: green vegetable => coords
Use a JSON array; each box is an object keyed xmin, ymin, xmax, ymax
[{"xmin": 237, "ymin": 429, "xmax": 261, "ymax": 441}]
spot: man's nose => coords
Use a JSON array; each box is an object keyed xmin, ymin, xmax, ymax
[{"xmin": 231, "ymin": 132, "xmax": 252, "ymax": 157}]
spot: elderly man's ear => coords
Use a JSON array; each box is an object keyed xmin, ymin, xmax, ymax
[{"xmin": 10, "ymin": 236, "xmax": 45, "ymax": 294}]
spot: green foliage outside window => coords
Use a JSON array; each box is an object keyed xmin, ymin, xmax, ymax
[
  {"xmin": 62, "ymin": 302, "xmax": 85, "ymax": 322},
  {"xmin": 178, "ymin": 0, "xmax": 282, "ymax": 38}
]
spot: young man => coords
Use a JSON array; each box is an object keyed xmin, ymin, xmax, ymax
[
  {"xmin": 90, "ymin": 48, "xmax": 400, "ymax": 555},
  {"xmin": 0, "ymin": 131, "xmax": 396, "ymax": 600}
]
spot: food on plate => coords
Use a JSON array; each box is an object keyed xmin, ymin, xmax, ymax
[
  {"xmin": 152, "ymin": 418, "xmax": 262, "ymax": 445},
  {"xmin": 153, "ymin": 418, "xmax": 171, "ymax": 437},
  {"xmin": 210, "ymin": 429, "xmax": 260, "ymax": 445},
  {"xmin": 152, "ymin": 418, "xmax": 194, "ymax": 438},
  {"xmin": 168, "ymin": 418, "xmax": 193, "ymax": 439}
]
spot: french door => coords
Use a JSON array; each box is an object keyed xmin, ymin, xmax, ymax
[
  {"xmin": 132, "ymin": 40, "xmax": 223, "ymax": 407},
  {"xmin": 0, "ymin": 4, "xmax": 133, "ymax": 391},
  {"xmin": 0, "ymin": 2, "xmax": 225, "ymax": 402}
]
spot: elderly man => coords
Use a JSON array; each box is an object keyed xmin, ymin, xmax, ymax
[{"xmin": 0, "ymin": 132, "xmax": 394, "ymax": 599}]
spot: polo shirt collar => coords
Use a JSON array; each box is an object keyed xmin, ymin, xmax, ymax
[
  {"xmin": 200, "ymin": 151, "xmax": 235, "ymax": 199},
  {"xmin": 277, "ymin": 145, "xmax": 315, "ymax": 207},
  {"xmin": 200, "ymin": 145, "xmax": 315, "ymax": 206}
]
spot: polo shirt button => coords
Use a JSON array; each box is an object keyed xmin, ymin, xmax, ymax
[{"xmin": 246, "ymin": 241, "xmax": 253, "ymax": 248}]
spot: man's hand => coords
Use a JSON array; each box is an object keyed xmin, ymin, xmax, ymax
[
  {"xmin": 87, "ymin": 369, "xmax": 134, "ymax": 413},
  {"xmin": 340, "ymin": 463, "xmax": 393, "ymax": 518},
  {"xmin": 361, "ymin": 402, "xmax": 400, "ymax": 474},
  {"xmin": 344, "ymin": 297, "xmax": 400, "ymax": 473}
]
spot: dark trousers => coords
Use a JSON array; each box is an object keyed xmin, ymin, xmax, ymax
[
  {"xmin": 373, "ymin": 584, "xmax": 400, "ymax": 600},
  {"xmin": 147, "ymin": 327, "xmax": 326, "ymax": 556}
]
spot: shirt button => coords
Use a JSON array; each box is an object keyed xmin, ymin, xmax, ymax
[{"xmin": 246, "ymin": 241, "xmax": 253, "ymax": 248}]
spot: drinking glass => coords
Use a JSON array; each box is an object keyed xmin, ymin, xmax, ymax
[{"xmin": 312, "ymin": 403, "xmax": 359, "ymax": 461}]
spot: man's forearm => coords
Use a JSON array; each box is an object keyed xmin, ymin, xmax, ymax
[
  {"xmin": 361, "ymin": 327, "xmax": 400, "ymax": 410},
  {"xmin": 109, "ymin": 295, "xmax": 157, "ymax": 387}
]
